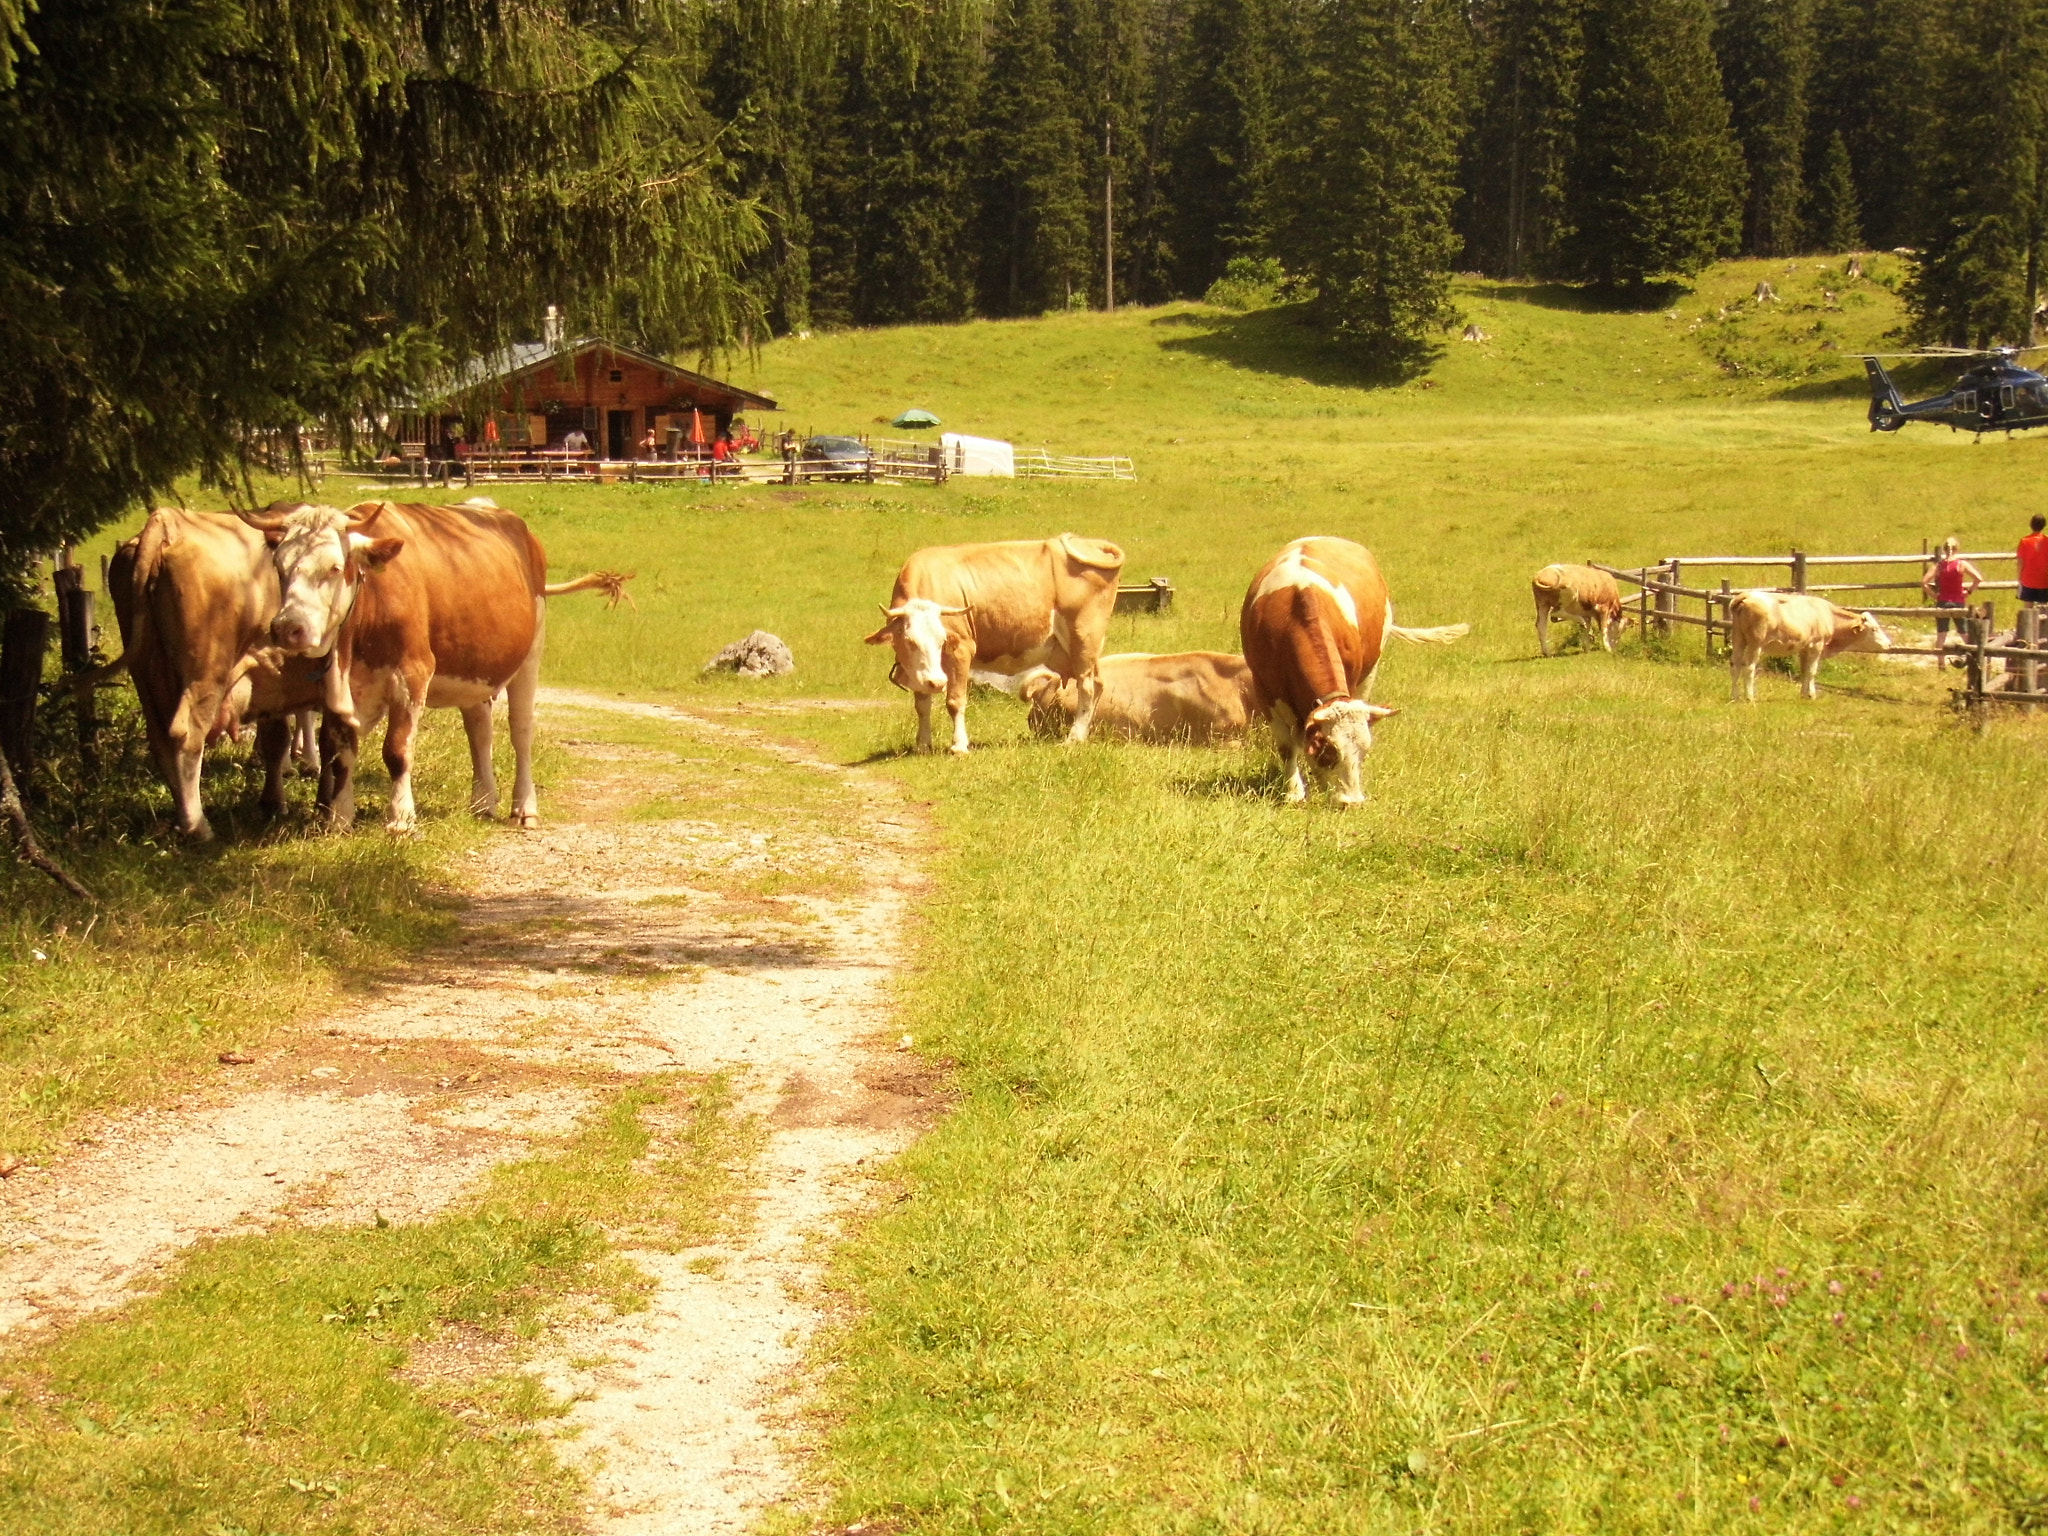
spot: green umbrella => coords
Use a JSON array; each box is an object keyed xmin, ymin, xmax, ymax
[{"xmin": 891, "ymin": 407, "xmax": 942, "ymax": 429}]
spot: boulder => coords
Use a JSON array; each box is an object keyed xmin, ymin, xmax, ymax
[{"xmin": 703, "ymin": 630, "xmax": 794, "ymax": 678}]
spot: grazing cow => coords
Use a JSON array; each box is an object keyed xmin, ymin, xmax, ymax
[
  {"xmin": 1727, "ymin": 590, "xmax": 1891, "ymax": 701},
  {"xmin": 865, "ymin": 534, "xmax": 1124, "ymax": 753},
  {"xmin": 988, "ymin": 651, "xmax": 1259, "ymax": 744},
  {"xmin": 1532, "ymin": 563, "xmax": 1626, "ymax": 654},
  {"xmin": 242, "ymin": 500, "xmax": 628, "ymax": 831},
  {"xmin": 109, "ymin": 509, "xmax": 326, "ymax": 840},
  {"xmin": 1240, "ymin": 536, "xmax": 1469, "ymax": 804}
]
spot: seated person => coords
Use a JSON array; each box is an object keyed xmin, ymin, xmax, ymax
[{"xmin": 561, "ymin": 427, "xmax": 589, "ymax": 454}]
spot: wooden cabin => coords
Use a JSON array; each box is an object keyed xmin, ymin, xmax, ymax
[{"xmin": 408, "ymin": 336, "xmax": 778, "ymax": 461}]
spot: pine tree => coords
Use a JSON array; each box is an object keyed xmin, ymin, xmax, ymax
[
  {"xmin": 978, "ymin": 0, "xmax": 1093, "ymax": 314},
  {"xmin": 0, "ymin": 0, "xmax": 759, "ymax": 586},
  {"xmin": 1461, "ymin": 0, "xmax": 1588, "ymax": 276},
  {"xmin": 1905, "ymin": 0, "xmax": 2048, "ymax": 346},
  {"xmin": 704, "ymin": 0, "xmax": 832, "ymax": 336},
  {"xmin": 1806, "ymin": 0, "xmax": 1938, "ymax": 251},
  {"xmin": 1716, "ymin": 0, "xmax": 1814, "ymax": 256},
  {"xmin": 1159, "ymin": 0, "xmax": 1286, "ymax": 295},
  {"xmin": 1807, "ymin": 130, "xmax": 1862, "ymax": 251},
  {"xmin": 1285, "ymin": 0, "xmax": 1464, "ymax": 357},
  {"xmin": 1562, "ymin": 0, "xmax": 1744, "ymax": 286}
]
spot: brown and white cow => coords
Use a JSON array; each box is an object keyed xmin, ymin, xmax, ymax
[
  {"xmin": 242, "ymin": 500, "xmax": 627, "ymax": 831},
  {"xmin": 1532, "ymin": 563, "xmax": 1626, "ymax": 654},
  {"xmin": 1240, "ymin": 536, "xmax": 1469, "ymax": 805},
  {"xmin": 1728, "ymin": 590, "xmax": 1891, "ymax": 701},
  {"xmin": 109, "ymin": 508, "xmax": 327, "ymax": 840},
  {"xmin": 864, "ymin": 534, "xmax": 1124, "ymax": 753},
  {"xmin": 989, "ymin": 651, "xmax": 1258, "ymax": 744}
]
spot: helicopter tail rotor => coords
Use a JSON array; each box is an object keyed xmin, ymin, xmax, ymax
[{"xmin": 1864, "ymin": 356, "xmax": 1907, "ymax": 432}]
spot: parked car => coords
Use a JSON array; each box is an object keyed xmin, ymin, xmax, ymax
[{"xmin": 803, "ymin": 435, "xmax": 872, "ymax": 478}]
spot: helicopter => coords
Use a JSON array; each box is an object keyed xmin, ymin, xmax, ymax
[{"xmin": 1864, "ymin": 346, "xmax": 2048, "ymax": 434}]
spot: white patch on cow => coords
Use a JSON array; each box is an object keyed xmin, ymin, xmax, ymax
[
  {"xmin": 270, "ymin": 506, "xmax": 359, "ymax": 658},
  {"xmin": 1255, "ymin": 546, "xmax": 1358, "ymax": 628},
  {"xmin": 892, "ymin": 598, "xmax": 952, "ymax": 692}
]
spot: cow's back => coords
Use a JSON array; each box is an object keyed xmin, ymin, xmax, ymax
[
  {"xmin": 895, "ymin": 534, "xmax": 1124, "ymax": 667},
  {"xmin": 352, "ymin": 502, "xmax": 546, "ymax": 681},
  {"xmin": 1534, "ymin": 563, "xmax": 1619, "ymax": 611},
  {"xmin": 1241, "ymin": 537, "xmax": 1390, "ymax": 716}
]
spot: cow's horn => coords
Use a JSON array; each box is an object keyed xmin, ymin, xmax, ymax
[
  {"xmin": 345, "ymin": 501, "xmax": 389, "ymax": 530},
  {"xmin": 880, "ymin": 603, "xmax": 909, "ymax": 619},
  {"xmin": 938, "ymin": 605, "xmax": 969, "ymax": 616},
  {"xmin": 235, "ymin": 509, "xmax": 291, "ymax": 533}
]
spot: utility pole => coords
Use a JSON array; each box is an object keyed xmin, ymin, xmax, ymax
[{"xmin": 1104, "ymin": 119, "xmax": 1115, "ymax": 314}]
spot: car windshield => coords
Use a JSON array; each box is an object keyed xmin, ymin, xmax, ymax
[{"xmin": 807, "ymin": 436, "xmax": 866, "ymax": 456}]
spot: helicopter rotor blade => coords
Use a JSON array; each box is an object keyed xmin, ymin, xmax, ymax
[{"xmin": 1860, "ymin": 345, "xmax": 2048, "ymax": 358}]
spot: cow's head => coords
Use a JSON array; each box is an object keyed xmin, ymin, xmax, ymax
[
  {"xmin": 1303, "ymin": 698, "xmax": 1398, "ymax": 805},
  {"xmin": 1839, "ymin": 610, "xmax": 1893, "ymax": 654},
  {"xmin": 1010, "ymin": 666, "xmax": 1074, "ymax": 736},
  {"xmin": 863, "ymin": 597, "xmax": 964, "ymax": 692},
  {"xmin": 240, "ymin": 502, "xmax": 404, "ymax": 656}
]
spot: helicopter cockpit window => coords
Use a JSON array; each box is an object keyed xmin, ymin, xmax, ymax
[{"xmin": 2002, "ymin": 385, "xmax": 2016, "ymax": 410}]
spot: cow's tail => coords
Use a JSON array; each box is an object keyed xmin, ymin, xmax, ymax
[
  {"xmin": 1388, "ymin": 621, "xmax": 1471, "ymax": 646},
  {"xmin": 543, "ymin": 570, "xmax": 635, "ymax": 608}
]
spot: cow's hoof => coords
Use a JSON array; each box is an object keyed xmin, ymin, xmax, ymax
[
  {"xmin": 510, "ymin": 812, "xmax": 541, "ymax": 830},
  {"xmin": 947, "ymin": 744, "xmax": 970, "ymax": 756}
]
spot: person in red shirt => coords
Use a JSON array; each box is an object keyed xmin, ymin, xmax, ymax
[
  {"xmin": 1923, "ymin": 537, "xmax": 1984, "ymax": 657},
  {"xmin": 2019, "ymin": 514, "xmax": 2048, "ymax": 605}
]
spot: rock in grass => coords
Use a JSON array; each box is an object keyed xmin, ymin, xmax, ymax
[{"xmin": 703, "ymin": 631, "xmax": 794, "ymax": 678}]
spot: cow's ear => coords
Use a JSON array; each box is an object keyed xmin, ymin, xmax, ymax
[
  {"xmin": 263, "ymin": 528, "xmax": 285, "ymax": 547},
  {"xmin": 361, "ymin": 537, "xmax": 405, "ymax": 569},
  {"xmin": 862, "ymin": 625, "xmax": 894, "ymax": 646}
]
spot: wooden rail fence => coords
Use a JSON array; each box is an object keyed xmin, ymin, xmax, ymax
[{"xmin": 1589, "ymin": 546, "xmax": 2046, "ymax": 717}]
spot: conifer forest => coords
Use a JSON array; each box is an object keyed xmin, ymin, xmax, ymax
[{"xmin": 6, "ymin": 0, "xmax": 2048, "ymax": 559}]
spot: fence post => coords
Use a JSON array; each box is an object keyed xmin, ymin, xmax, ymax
[
  {"xmin": 1791, "ymin": 550, "xmax": 1807, "ymax": 593},
  {"xmin": 1714, "ymin": 577, "xmax": 1731, "ymax": 655},
  {"xmin": 53, "ymin": 554, "xmax": 96, "ymax": 781},
  {"xmin": 1652, "ymin": 558, "xmax": 1674, "ymax": 636},
  {"xmin": 0, "ymin": 607, "xmax": 51, "ymax": 789},
  {"xmin": 2023, "ymin": 603, "xmax": 2040, "ymax": 714},
  {"xmin": 1966, "ymin": 605, "xmax": 1989, "ymax": 731}
]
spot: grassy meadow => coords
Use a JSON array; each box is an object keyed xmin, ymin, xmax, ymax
[{"xmin": 9, "ymin": 252, "xmax": 2048, "ymax": 1531}]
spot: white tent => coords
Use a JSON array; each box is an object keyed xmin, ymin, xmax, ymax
[{"xmin": 941, "ymin": 432, "xmax": 1015, "ymax": 477}]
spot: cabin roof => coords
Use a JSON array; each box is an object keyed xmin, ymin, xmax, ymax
[{"xmin": 437, "ymin": 336, "xmax": 778, "ymax": 412}]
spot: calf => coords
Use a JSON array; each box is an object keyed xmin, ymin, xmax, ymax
[
  {"xmin": 992, "ymin": 651, "xmax": 1258, "ymax": 744},
  {"xmin": 1532, "ymin": 563, "xmax": 1625, "ymax": 654},
  {"xmin": 1728, "ymin": 590, "xmax": 1891, "ymax": 701},
  {"xmin": 1240, "ymin": 536, "xmax": 1468, "ymax": 804}
]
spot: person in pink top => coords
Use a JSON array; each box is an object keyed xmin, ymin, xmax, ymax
[{"xmin": 1922, "ymin": 537, "xmax": 1984, "ymax": 658}]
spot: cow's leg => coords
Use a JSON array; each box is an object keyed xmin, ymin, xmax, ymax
[
  {"xmin": 1066, "ymin": 672, "xmax": 1104, "ymax": 743},
  {"xmin": 1271, "ymin": 701, "xmax": 1307, "ymax": 803},
  {"xmin": 1801, "ymin": 647, "xmax": 1822, "ymax": 699},
  {"xmin": 319, "ymin": 712, "xmax": 361, "ymax": 830},
  {"xmin": 291, "ymin": 708, "xmax": 321, "ymax": 777},
  {"xmin": 506, "ymin": 614, "xmax": 544, "ymax": 828},
  {"xmin": 1597, "ymin": 607, "xmax": 1616, "ymax": 653},
  {"xmin": 167, "ymin": 683, "xmax": 224, "ymax": 840},
  {"xmin": 461, "ymin": 701, "xmax": 498, "ymax": 817},
  {"xmin": 381, "ymin": 671, "xmax": 430, "ymax": 832},
  {"xmin": 256, "ymin": 717, "xmax": 292, "ymax": 818},
  {"xmin": 913, "ymin": 690, "xmax": 936, "ymax": 754},
  {"xmin": 1535, "ymin": 594, "xmax": 1552, "ymax": 656},
  {"xmin": 945, "ymin": 662, "xmax": 971, "ymax": 754}
]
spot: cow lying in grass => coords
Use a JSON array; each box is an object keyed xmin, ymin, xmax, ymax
[
  {"xmin": 1532, "ymin": 563, "xmax": 1625, "ymax": 654},
  {"xmin": 1728, "ymin": 590, "xmax": 1891, "ymax": 701},
  {"xmin": 981, "ymin": 651, "xmax": 1259, "ymax": 744}
]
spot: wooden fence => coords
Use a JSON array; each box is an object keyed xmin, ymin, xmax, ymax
[{"xmin": 1590, "ymin": 547, "xmax": 2046, "ymax": 716}]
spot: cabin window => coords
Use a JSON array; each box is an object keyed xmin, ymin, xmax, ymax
[
  {"xmin": 609, "ymin": 369, "xmax": 624, "ymax": 383},
  {"xmin": 2002, "ymin": 385, "xmax": 2016, "ymax": 409},
  {"xmin": 1961, "ymin": 391, "xmax": 1978, "ymax": 413}
]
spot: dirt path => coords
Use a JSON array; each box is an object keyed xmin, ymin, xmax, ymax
[{"xmin": 0, "ymin": 688, "xmax": 932, "ymax": 1533}]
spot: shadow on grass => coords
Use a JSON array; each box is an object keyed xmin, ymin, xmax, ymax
[
  {"xmin": 1154, "ymin": 304, "xmax": 1438, "ymax": 389},
  {"xmin": 1481, "ymin": 280, "xmax": 1691, "ymax": 314},
  {"xmin": 1169, "ymin": 765, "xmax": 1291, "ymax": 803}
]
